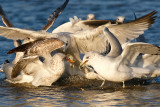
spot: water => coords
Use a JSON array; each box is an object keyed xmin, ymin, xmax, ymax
[{"xmin": 0, "ymin": 0, "xmax": 160, "ymax": 106}]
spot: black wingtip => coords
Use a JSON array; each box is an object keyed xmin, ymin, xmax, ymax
[
  {"xmin": 0, "ymin": 5, "xmax": 6, "ymax": 16},
  {"xmin": 5, "ymin": 60, "xmax": 10, "ymax": 63},
  {"xmin": 7, "ymin": 41, "xmax": 36, "ymax": 54},
  {"xmin": 42, "ymin": 0, "xmax": 69, "ymax": 31}
]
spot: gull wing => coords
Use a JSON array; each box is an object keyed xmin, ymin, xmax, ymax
[
  {"xmin": 8, "ymin": 38, "xmax": 65, "ymax": 56},
  {"xmin": 42, "ymin": 0, "xmax": 69, "ymax": 31},
  {"xmin": 72, "ymin": 11, "xmax": 156, "ymax": 54},
  {"xmin": 75, "ymin": 34, "xmax": 107, "ymax": 54},
  {"xmin": 0, "ymin": 26, "xmax": 54, "ymax": 40},
  {"xmin": 0, "ymin": 5, "xmax": 21, "ymax": 47},
  {"xmin": 11, "ymin": 56, "xmax": 39, "ymax": 78},
  {"xmin": 0, "ymin": 5, "xmax": 13, "ymax": 27},
  {"xmin": 72, "ymin": 24, "xmax": 108, "ymax": 54},
  {"xmin": 120, "ymin": 42, "xmax": 160, "ymax": 65},
  {"xmin": 108, "ymin": 11, "xmax": 157, "ymax": 44},
  {"xmin": 81, "ymin": 20, "xmax": 115, "ymax": 28}
]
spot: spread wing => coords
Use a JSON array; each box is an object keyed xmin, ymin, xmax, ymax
[
  {"xmin": 72, "ymin": 11, "xmax": 157, "ymax": 54},
  {"xmin": 8, "ymin": 38, "xmax": 65, "ymax": 56},
  {"xmin": 72, "ymin": 23, "xmax": 108, "ymax": 54},
  {"xmin": 11, "ymin": 56, "xmax": 39, "ymax": 78},
  {"xmin": 42, "ymin": 0, "xmax": 69, "ymax": 31},
  {"xmin": 0, "ymin": 5, "xmax": 21, "ymax": 47},
  {"xmin": 82, "ymin": 20, "xmax": 116, "ymax": 28},
  {"xmin": 75, "ymin": 34, "xmax": 108, "ymax": 53},
  {"xmin": 108, "ymin": 11, "xmax": 157, "ymax": 44},
  {"xmin": 0, "ymin": 5, "xmax": 13, "ymax": 27},
  {"xmin": 0, "ymin": 26, "xmax": 54, "ymax": 40},
  {"xmin": 120, "ymin": 42, "xmax": 160, "ymax": 65}
]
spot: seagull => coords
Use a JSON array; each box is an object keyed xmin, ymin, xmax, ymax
[
  {"xmin": 0, "ymin": 11, "xmax": 157, "ymax": 71},
  {"xmin": 2, "ymin": 38, "xmax": 68, "ymax": 86},
  {"xmin": 80, "ymin": 27, "xmax": 160, "ymax": 88}
]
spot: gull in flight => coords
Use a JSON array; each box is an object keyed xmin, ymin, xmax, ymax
[
  {"xmin": 2, "ymin": 38, "xmax": 68, "ymax": 86},
  {"xmin": 80, "ymin": 27, "xmax": 160, "ymax": 88}
]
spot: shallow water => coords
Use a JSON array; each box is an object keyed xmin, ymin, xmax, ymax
[{"xmin": 0, "ymin": 0, "xmax": 160, "ymax": 106}]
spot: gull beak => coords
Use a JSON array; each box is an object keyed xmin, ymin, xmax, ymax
[
  {"xmin": 79, "ymin": 60, "xmax": 88, "ymax": 69},
  {"xmin": 66, "ymin": 58, "xmax": 75, "ymax": 64},
  {"xmin": 65, "ymin": 54, "xmax": 75, "ymax": 64}
]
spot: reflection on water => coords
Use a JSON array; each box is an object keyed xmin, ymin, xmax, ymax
[
  {"xmin": 1, "ymin": 78, "xmax": 160, "ymax": 106},
  {"xmin": 0, "ymin": 0, "xmax": 160, "ymax": 106}
]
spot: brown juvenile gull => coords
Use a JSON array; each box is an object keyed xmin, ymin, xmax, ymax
[{"xmin": 2, "ymin": 38, "xmax": 68, "ymax": 86}]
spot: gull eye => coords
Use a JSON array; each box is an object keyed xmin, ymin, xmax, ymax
[
  {"xmin": 66, "ymin": 41, "xmax": 68, "ymax": 46},
  {"xmin": 86, "ymin": 56, "xmax": 89, "ymax": 59}
]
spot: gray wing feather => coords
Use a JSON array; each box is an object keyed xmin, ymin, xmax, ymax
[
  {"xmin": 11, "ymin": 56, "xmax": 39, "ymax": 78},
  {"xmin": 120, "ymin": 42, "xmax": 160, "ymax": 65},
  {"xmin": 108, "ymin": 11, "xmax": 157, "ymax": 44},
  {"xmin": 0, "ymin": 26, "xmax": 53, "ymax": 40}
]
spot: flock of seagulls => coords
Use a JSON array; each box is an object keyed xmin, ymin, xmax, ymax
[{"xmin": 0, "ymin": 0, "xmax": 160, "ymax": 87}]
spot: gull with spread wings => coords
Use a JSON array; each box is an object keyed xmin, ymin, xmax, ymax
[{"xmin": 80, "ymin": 27, "xmax": 160, "ymax": 88}]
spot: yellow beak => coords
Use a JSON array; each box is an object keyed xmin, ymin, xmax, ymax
[
  {"xmin": 66, "ymin": 58, "xmax": 75, "ymax": 64},
  {"xmin": 80, "ymin": 60, "xmax": 88, "ymax": 69}
]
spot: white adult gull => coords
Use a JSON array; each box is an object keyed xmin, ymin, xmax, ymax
[
  {"xmin": 0, "ymin": 11, "xmax": 157, "ymax": 69},
  {"xmin": 2, "ymin": 38, "xmax": 68, "ymax": 86},
  {"xmin": 80, "ymin": 27, "xmax": 160, "ymax": 88}
]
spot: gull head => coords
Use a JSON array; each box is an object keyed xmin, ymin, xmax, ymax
[
  {"xmin": 54, "ymin": 32, "xmax": 71, "ymax": 52},
  {"xmin": 116, "ymin": 16, "xmax": 125, "ymax": 23},
  {"xmin": 66, "ymin": 54, "xmax": 75, "ymax": 64},
  {"xmin": 55, "ymin": 33, "xmax": 71, "ymax": 52},
  {"xmin": 80, "ymin": 52, "xmax": 99, "ymax": 69},
  {"xmin": 22, "ymin": 37, "xmax": 35, "ymax": 44},
  {"xmin": 87, "ymin": 14, "xmax": 95, "ymax": 20}
]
